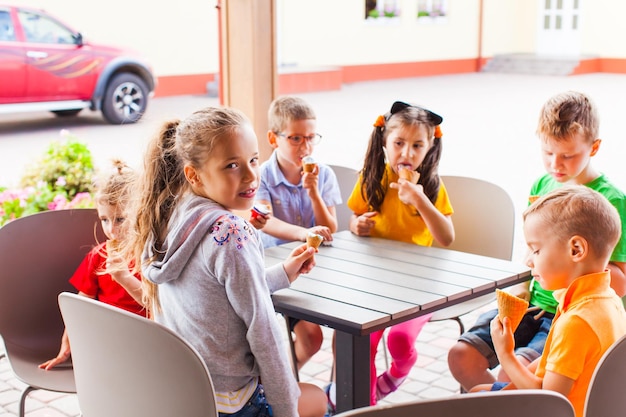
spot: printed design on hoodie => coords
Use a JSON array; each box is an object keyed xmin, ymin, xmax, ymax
[{"xmin": 210, "ymin": 214, "xmax": 254, "ymax": 249}]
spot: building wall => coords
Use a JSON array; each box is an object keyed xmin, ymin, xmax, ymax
[
  {"xmin": 481, "ymin": 0, "xmax": 536, "ymax": 57},
  {"xmin": 580, "ymin": 2, "xmax": 626, "ymax": 58},
  {"xmin": 8, "ymin": 0, "xmax": 626, "ymax": 95},
  {"xmin": 277, "ymin": 0, "xmax": 480, "ymax": 67}
]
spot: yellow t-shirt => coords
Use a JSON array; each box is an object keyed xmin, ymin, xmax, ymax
[{"xmin": 346, "ymin": 164, "xmax": 453, "ymax": 246}]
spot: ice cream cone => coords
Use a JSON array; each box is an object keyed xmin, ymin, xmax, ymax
[
  {"xmin": 399, "ymin": 167, "xmax": 420, "ymax": 184},
  {"xmin": 106, "ymin": 239, "xmax": 119, "ymax": 253},
  {"xmin": 302, "ymin": 156, "xmax": 317, "ymax": 173},
  {"xmin": 496, "ymin": 288, "xmax": 529, "ymax": 331},
  {"xmin": 306, "ymin": 232, "xmax": 324, "ymax": 251}
]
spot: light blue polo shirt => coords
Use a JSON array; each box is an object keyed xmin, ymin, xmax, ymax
[{"xmin": 257, "ymin": 151, "xmax": 342, "ymax": 248}]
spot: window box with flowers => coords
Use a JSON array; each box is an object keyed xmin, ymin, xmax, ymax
[
  {"xmin": 365, "ymin": 0, "xmax": 401, "ymax": 24},
  {"xmin": 417, "ymin": 0, "xmax": 448, "ymax": 24},
  {"xmin": 0, "ymin": 130, "xmax": 96, "ymax": 227}
]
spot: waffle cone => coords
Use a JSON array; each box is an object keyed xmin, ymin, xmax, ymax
[
  {"xmin": 303, "ymin": 163, "xmax": 317, "ymax": 173},
  {"xmin": 496, "ymin": 289, "xmax": 529, "ymax": 331},
  {"xmin": 106, "ymin": 239, "xmax": 119, "ymax": 252},
  {"xmin": 306, "ymin": 233, "xmax": 324, "ymax": 251},
  {"xmin": 399, "ymin": 167, "xmax": 420, "ymax": 184}
]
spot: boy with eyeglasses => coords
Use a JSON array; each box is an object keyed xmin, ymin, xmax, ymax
[{"xmin": 252, "ymin": 95, "xmax": 342, "ymax": 370}]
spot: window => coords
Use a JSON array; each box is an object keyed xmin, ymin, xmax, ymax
[
  {"xmin": 17, "ymin": 10, "xmax": 76, "ymax": 44},
  {"xmin": 417, "ymin": 0, "xmax": 447, "ymax": 20},
  {"xmin": 0, "ymin": 10, "xmax": 15, "ymax": 41},
  {"xmin": 365, "ymin": 0, "xmax": 400, "ymax": 20}
]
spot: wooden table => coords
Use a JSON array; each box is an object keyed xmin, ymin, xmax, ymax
[{"xmin": 265, "ymin": 231, "xmax": 531, "ymax": 412}]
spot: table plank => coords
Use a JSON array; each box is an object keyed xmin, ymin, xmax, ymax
[
  {"xmin": 289, "ymin": 277, "xmax": 421, "ymax": 319},
  {"xmin": 267, "ymin": 245, "xmax": 496, "ymax": 296},
  {"xmin": 271, "ymin": 290, "xmax": 390, "ymax": 334},
  {"xmin": 334, "ymin": 231, "xmax": 530, "ymax": 278},
  {"xmin": 327, "ymin": 237, "xmax": 511, "ymax": 282},
  {"xmin": 266, "ymin": 251, "xmax": 473, "ymax": 302}
]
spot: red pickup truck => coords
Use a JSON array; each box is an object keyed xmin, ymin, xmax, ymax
[{"xmin": 0, "ymin": 4, "xmax": 156, "ymax": 124}]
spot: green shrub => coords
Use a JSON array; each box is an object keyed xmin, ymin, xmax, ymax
[
  {"xmin": 20, "ymin": 130, "xmax": 96, "ymax": 198},
  {"xmin": 1, "ymin": 130, "xmax": 96, "ymax": 227}
]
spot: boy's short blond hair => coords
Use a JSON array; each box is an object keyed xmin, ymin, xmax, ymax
[
  {"xmin": 524, "ymin": 185, "xmax": 621, "ymax": 260},
  {"xmin": 536, "ymin": 91, "xmax": 599, "ymax": 144},
  {"xmin": 268, "ymin": 96, "xmax": 316, "ymax": 133}
]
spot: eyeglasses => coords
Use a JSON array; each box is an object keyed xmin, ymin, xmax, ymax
[{"xmin": 276, "ymin": 133, "xmax": 322, "ymax": 146}]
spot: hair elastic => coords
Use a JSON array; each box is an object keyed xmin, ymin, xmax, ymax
[
  {"xmin": 373, "ymin": 115, "xmax": 386, "ymax": 128},
  {"xmin": 434, "ymin": 125, "xmax": 443, "ymax": 139}
]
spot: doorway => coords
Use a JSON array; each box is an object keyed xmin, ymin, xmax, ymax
[{"xmin": 536, "ymin": 0, "xmax": 581, "ymax": 56}]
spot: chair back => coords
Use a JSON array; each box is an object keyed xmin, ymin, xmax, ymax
[
  {"xmin": 58, "ymin": 292, "xmax": 218, "ymax": 417},
  {"xmin": 429, "ymin": 176, "xmax": 515, "ymax": 327},
  {"xmin": 334, "ymin": 389, "xmax": 574, "ymax": 417},
  {"xmin": 433, "ymin": 175, "xmax": 515, "ymax": 260},
  {"xmin": 584, "ymin": 333, "xmax": 626, "ymax": 417},
  {"xmin": 0, "ymin": 208, "xmax": 103, "ymax": 395},
  {"xmin": 329, "ymin": 164, "xmax": 359, "ymax": 231}
]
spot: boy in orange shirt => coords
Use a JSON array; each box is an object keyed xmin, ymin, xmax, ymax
[{"xmin": 471, "ymin": 185, "xmax": 626, "ymax": 417}]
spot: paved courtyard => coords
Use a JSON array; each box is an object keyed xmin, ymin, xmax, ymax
[
  {"xmin": 1, "ymin": 71, "xmax": 626, "ymax": 415},
  {"xmin": 0, "ymin": 304, "xmax": 494, "ymax": 416}
]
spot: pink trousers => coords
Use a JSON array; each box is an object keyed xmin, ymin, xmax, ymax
[{"xmin": 368, "ymin": 313, "xmax": 433, "ymax": 404}]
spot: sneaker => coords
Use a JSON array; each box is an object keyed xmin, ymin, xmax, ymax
[
  {"xmin": 375, "ymin": 371, "xmax": 406, "ymax": 401},
  {"xmin": 324, "ymin": 383, "xmax": 336, "ymax": 416}
]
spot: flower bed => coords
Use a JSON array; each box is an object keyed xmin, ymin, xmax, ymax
[{"xmin": 0, "ymin": 130, "xmax": 96, "ymax": 227}]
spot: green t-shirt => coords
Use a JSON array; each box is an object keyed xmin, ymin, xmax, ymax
[{"xmin": 527, "ymin": 173, "xmax": 626, "ymax": 313}]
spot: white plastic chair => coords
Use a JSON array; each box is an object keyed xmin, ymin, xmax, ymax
[
  {"xmin": 328, "ymin": 164, "xmax": 359, "ymax": 231},
  {"xmin": 429, "ymin": 175, "xmax": 516, "ymax": 334},
  {"xmin": 0, "ymin": 208, "xmax": 104, "ymax": 417},
  {"xmin": 58, "ymin": 292, "xmax": 218, "ymax": 417},
  {"xmin": 333, "ymin": 389, "xmax": 574, "ymax": 417},
  {"xmin": 583, "ymin": 333, "xmax": 626, "ymax": 417}
]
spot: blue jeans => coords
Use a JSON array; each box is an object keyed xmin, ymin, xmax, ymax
[
  {"xmin": 459, "ymin": 306, "xmax": 554, "ymax": 369},
  {"xmin": 219, "ymin": 384, "xmax": 273, "ymax": 417}
]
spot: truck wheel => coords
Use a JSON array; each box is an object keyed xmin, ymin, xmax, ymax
[{"xmin": 101, "ymin": 73, "xmax": 149, "ymax": 124}]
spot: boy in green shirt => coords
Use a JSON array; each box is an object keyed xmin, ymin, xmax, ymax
[{"xmin": 447, "ymin": 90, "xmax": 626, "ymax": 392}]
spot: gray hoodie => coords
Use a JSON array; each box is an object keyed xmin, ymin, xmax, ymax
[{"xmin": 143, "ymin": 194, "xmax": 300, "ymax": 417}]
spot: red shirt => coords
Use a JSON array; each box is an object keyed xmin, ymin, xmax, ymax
[{"xmin": 69, "ymin": 242, "xmax": 146, "ymax": 317}]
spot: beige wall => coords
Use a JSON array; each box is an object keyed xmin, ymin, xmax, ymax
[
  {"xmin": 10, "ymin": 0, "xmax": 623, "ymax": 80},
  {"xmin": 481, "ymin": 0, "xmax": 536, "ymax": 57},
  {"xmin": 580, "ymin": 2, "xmax": 626, "ymax": 58},
  {"xmin": 277, "ymin": 0, "xmax": 481, "ymax": 67}
]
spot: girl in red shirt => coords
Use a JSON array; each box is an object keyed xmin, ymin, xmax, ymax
[{"xmin": 40, "ymin": 159, "xmax": 145, "ymax": 370}]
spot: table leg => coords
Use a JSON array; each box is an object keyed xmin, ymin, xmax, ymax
[{"xmin": 335, "ymin": 331, "xmax": 370, "ymax": 412}]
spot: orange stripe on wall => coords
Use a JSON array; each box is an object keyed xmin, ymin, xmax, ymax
[
  {"xmin": 278, "ymin": 68, "xmax": 343, "ymax": 95},
  {"xmin": 342, "ymin": 59, "xmax": 479, "ymax": 83},
  {"xmin": 152, "ymin": 58, "xmax": 626, "ymax": 97},
  {"xmin": 154, "ymin": 74, "xmax": 216, "ymax": 98},
  {"xmin": 599, "ymin": 58, "xmax": 626, "ymax": 74}
]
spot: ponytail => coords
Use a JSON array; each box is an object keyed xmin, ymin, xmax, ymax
[{"xmin": 131, "ymin": 119, "xmax": 187, "ymax": 313}]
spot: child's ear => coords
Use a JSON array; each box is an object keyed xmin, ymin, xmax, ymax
[
  {"xmin": 268, "ymin": 131, "xmax": 279, "ymax": 148},
  {"xmin": 183, "ymin": 165, "xmax": 201, "ymax": 187},
  {"xmin": 569, "ymin": 236, "xmax": 588, "ymax": 261},
  {"xmin": 590, "ymin": 139, "xmax": 601, "ymax": 156}
]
